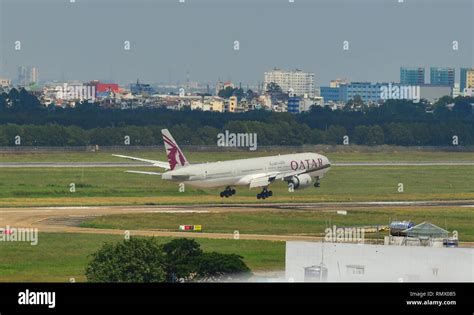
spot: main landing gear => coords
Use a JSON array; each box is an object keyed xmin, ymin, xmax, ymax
[
  {"xmin": 220, "ymin": 186, "xmax": 236, "ymax": 198},
  {"xmin": 257, "ymin": 187, "xmax": 273, "ymax": 200}
]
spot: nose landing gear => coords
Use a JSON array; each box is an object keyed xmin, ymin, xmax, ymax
[
  {"xmin": 220, "ymin": 186, "xmax": 236, "ymax": 198},
  {"xmin": 314, "ymin": 177, "xmax": 321, "ymax": 188}
]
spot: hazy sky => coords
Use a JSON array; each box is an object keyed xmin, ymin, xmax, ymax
[{"xmin": 0, "ymin": 0, "xmax": 473, "ymax": 86}]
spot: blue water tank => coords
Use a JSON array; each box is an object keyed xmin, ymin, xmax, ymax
[{"xmin": 389, "ymin": 221, "xmax": 415, "ymax": 236}]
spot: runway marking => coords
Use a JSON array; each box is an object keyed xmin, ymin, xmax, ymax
[
  {"xmin": 0, "ymin": 210, "xmax": 53, "ymax": 213},
  {"xmin": 144, "ymin": 210, "xmax": 210, "ymax": 213}
]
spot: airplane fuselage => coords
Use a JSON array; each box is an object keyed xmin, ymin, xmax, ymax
[{"xmin": 161, "ymin": 152, "xmax": 331, "ymax": 188}]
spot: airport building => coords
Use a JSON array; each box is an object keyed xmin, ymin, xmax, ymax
[
  {"xmin": 130, "ymin": 80, "xmax": 155, "ymax": 95},
  {"xmin": 226, "ymin": 96, "xmax": 238, "ymax": 112},
  {"xmin": 400, "ymin": 67, "xmax": 425, "ymax": 85},
  {"xmin": 215, "ymin": 80, "xmax": 234, "ymax": 95},
  {"xmin": 0, "ymin": 77, "xmax": 11, "ymax": 88},
  {"xmin": 329, "ymin": 78, "xmax": 348, "ymax": 88},
  {"xmin": 452, "ymin": 83, "xmax": 462, "ymax": 98},
  {"xmin": 29, "ymin": 67, "xmax": 39, "ymax": 85},
  {"xmin": 285, "ymin": 241, "xmax": 473, "ymax": 282},
  {"xmin": 287, "ymin": 96, "xmax": 300, "ymax": 113},
  {"xmin": 466, "ymin": 69, "xmax": 474, "ymax": 89},
  {"xmin": 339, "ymin": 82, "xmax": 388, "ymax": 103},
  {"xmin": 264, "ymin": 68, "xmax": 315, "ymax": 97},
  {"xmin": 323, "ymin": 80, "xmax": 447, "ymax": 104},
  {"xmin": 320, "ymin": 86, "xmax": 341, "ymax": 103},
  {"xmin": 17, "ymin": 66, "xmax": 28, "ymax": 86},
  {"xmin": 460, "ymin": 68, "xmax": 472, "ymax": 92},
  {"xmin": 430, "ymin": 67, "xmax": 455, "ymax": 86},
  {"xmin": 385, "ymin": 222, "xmax": 457, "ymax": 247},
  {"xmin": 17, "ymin": 66, "xmax": 39, "ymax": 86},
  {"xmin": 463, "ymin": 88, "xmax": 474, "ymax": 97},
  {"xmin": 299, "ymin": 96, "xmax": 323, "ymax": 112},
  {"xmin": 176, "ymin": 96, "xmax": 225, "ymax": 112}
]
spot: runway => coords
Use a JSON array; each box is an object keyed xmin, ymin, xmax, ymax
[
  {"xmin": 1, "ymin": 201, "xmax": 473, "ymax": 245},
  {"xmin": 0, "ymin": 160, "xmax": 472, "ymax": 243},
  {"xmin": 0, "ymin": 161, "xmax": 473, "ymax": 168}
]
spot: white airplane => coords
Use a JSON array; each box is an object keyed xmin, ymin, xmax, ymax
[{"xmin": 114, "ymin": 129, "xmax": 331, "ymax": 199}]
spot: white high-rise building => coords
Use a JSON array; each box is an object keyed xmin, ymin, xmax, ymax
[
  {"xmin": 264, "ymin": 68, "xmax": 315, "ymax": 97},
  {"xmin": 17, "ymin": 66, "xmax": 39, "ymax": 86},
  {"xmin": 17, "ymin": 66, "xmax": 28, "ymax": 86},
  {"xmin": 29, "ymin": 67, "xmax": 39, "ymax": 85},
  {"xmin": 452, "ymin": 83, "xmax": 461, "ymax": 98}
]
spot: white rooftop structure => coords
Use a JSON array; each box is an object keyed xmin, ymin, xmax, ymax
[{"xmin": 286, "ymin": 241, "xmax": 473, "ymax": 282}]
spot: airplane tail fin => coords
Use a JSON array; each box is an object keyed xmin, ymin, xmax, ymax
[{"xmin": 161, "ymin": 129, "xmax": 189, "ymax": 170}]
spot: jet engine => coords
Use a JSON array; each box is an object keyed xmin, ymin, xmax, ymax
[{"xmin": 287, "ymin": 174, "xmax": 313, "ymax": 189}]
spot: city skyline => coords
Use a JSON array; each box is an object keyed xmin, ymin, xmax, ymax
[
  {"xmin": 4, "ymin": 64, "xmax": 473, "ymax": 89},
  {"xmin": 1, "ymin": 0, "xmax": 473, "ymax": 86}
]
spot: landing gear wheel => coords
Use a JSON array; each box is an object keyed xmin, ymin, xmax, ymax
[
  {"xmin": 220, "ymin": 187, "xmax": 236, "ymax": 198},
  {"xmin": 314, "ymin": 177, "xmax": 321, "ymax": 188},
  {"xmin": 257, "ymin": 188, "xmax": 272, "ymax": 199}
]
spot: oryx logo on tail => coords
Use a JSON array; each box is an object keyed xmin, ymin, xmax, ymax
[{"xmin": 161, "ymin": 129, "xmax": 189, "ymax": 170}]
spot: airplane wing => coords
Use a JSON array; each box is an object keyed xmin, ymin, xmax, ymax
[
  {"xmin": 248, "ymin": 170, "xmax": 308, "ymax": 188},
  {"xmin": 125, "ymin": 170, "xmax": 162, "ymax": 176},
  {"xmin": 248, "ymin": 172, "xmax": 279, "ymax": 189},
  {"xmin": 113, "ymin": 154, "xmax": 170, "ymax": 170},
  {"xmin": 274, "ymin": 170, "xmax": 307, "ymax": 181},
  {"xmin": 249, "ymin": 176, "xmax": 272, "ymax": 189},
  {"xmin": 125, "ymin": 170, "xmax": 196, "ymax": 179}
]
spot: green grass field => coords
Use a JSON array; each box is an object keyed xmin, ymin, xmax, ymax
[
  {"xmin": 80, "ymin": 207, "xmax": 474, "ymax": 241},
  {"xmin": 0, "ymin": 149, "xmax": 472, "ymax": 282},
  {"xmin": 0, "ymin": 164, "xmax": 472, "ymax": 206},
  {"xmin": 0, "ymin": 233, "xmax": 285, "ymax": 282}
]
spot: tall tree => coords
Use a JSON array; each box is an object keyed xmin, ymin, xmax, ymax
[{"xmin": 85, "ymin": 238, "xmax": 166, "ymax": 283}]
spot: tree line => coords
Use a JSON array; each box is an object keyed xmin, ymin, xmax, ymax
[
  {"xmin": 1, "ymin": 121, "xmax": 471, "ymax": 146},
  {"xmin": 0, "ymin": 88, "xmax": 473, "ymax": 146}
]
